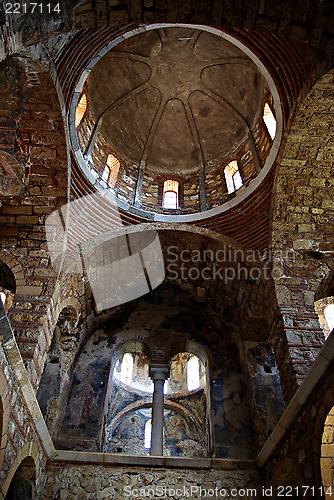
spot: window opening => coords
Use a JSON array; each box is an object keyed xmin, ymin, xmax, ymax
[
  {"xmin": 163, "ymin": 180, "xmax": 179, "ymax": 209},
  {"xmin": 144, "ymin": 419, "xmax": 152, "ymax": 449},
  {"xmin": 120, "ymin": 353, "xmax": 133, "ymax": 385},
  {"xmin": 106, "ymin": 154, "xmax": 120, "ymax": 187},
  {"xmin": 324, "ymin": 304, "xmax": 334, "ymax": 334},
  {"xmin": 224, "ymin": 161, "xmax": 243, "ymax": 194},
  {"xmin": 75, "ymin": 93, "xmax": 87, "ymax": 128},
  {"xmin": 0, "ymin": 292, "xmax": 6, "ymax": 305},
  {"xmin": 263, "ymin": 102, "xmax": 276, "ymax": 140},
  {"xmin": 102, "ymin": 165, "xmax": 110, "ymax": 183},
  {"xmin": 187, "ymin": 355, "xmax": 200, "ymax": 391}
]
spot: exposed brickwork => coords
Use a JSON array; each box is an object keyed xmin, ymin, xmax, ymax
[
  {"xmin": 272, "ymin": 69, "xmax": 334, "ymax": 400},
  {"xmin": 0, "ymin": 340, "xmax": 44, "ymax": 498},
  {"xmin": 0, "ymin": 59, "xmax": 68, "ymax": 388},
  {"xmin": 0, "ymin": 5, "xmax": 333, "ymax": 498},
  {"xmin": 56, "ymin": 27, "xmax": 329, "ymax": 251},
  {"xmin": 73, "ymin": 0, "xmax": 334, "ymax": 55}
]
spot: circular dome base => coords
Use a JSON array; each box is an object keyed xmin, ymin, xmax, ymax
[{"xmin": 69, "ymin": 24, "xmax": 282, "ymax": 221}]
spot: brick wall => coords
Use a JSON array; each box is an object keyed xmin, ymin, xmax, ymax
[
  {"xmin": 0, "ymin": 58, "xmax": 69, "ymax": 388},
  {"xmin": 272, "ymin": 69, "xmax": 334, "ymax": 401}
]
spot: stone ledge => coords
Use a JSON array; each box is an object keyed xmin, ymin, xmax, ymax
[
  {"xmin": 50, "ymin": 450, "xmax": 257, "ymax": 470},
  {"xmin": 256, "ymin": 329, "xmax": 334, "ymax": 468}
]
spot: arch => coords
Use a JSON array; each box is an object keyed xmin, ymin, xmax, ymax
[
  {"xmin": 37, "ymin": 302, "xmax": 80, "ymax": 441},
  {"xmin": 0, "ymin": 261, "xmax": 15, "ymax": 294},
  {"xmin": 105, "ymin": 399, "xmax": 204, "ymax": 444},
  {"xmin": 54, "ymin": 297, "xmax": 81, "ymax": 324},
  {"xmin": 111, "ymin": 340, "xmax": 152, "ymax": 393},
  {"xmin": 0, "ymin": 250, "xmax": 25, "ymax": 291},
  {"xmin": 1, "ymin": 442, "xmax": 39, "ymax": 500}
]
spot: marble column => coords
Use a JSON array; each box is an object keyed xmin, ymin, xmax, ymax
[{"xmin": 149, "ymin": 364, "xmax": 170, "ymax": 456}]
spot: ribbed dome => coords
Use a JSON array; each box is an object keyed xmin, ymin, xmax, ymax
[
  {"xmin": 71, "ymin": 25, "xmax": 281, "ymax": 219},
  {"xmin": 88, "ymin": 27, "xmax": 264, "ymax": 174}
]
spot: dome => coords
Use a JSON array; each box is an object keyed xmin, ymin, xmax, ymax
[{"xmin": 70, "ymin": 24, "xmax": 282, "ymax": 220}]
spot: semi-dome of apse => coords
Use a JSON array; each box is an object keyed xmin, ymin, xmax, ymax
[{"xmin": 70, "ymin": 25, "xmax": 282, "ymax": 221}]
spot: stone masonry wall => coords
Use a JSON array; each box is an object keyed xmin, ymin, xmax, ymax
[
  {"xmin": 264, "ymin": 351, "xmax": 334, "ymax": 494},
  {"xmin": 0, "ymin": 302, "xmax": 45, "ymax": 499},
  {"xmin": 271, "ymin": 69, "xmax": 334, "ymax": 402},
  {"xmin": 43, "ymin": 463, "xmax": 261, "ymax": 500},
  {"xmin": 0, "ymin": 58, "xmax": 69, "ymax": 389}
]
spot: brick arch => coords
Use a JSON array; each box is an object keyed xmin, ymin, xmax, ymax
[
  {"xmin": 0, "ymin": 250, "xmax": 26, "ymax": 291},
  {"xmin": 107, "ymin": 399, "xmax": 203, "ymax": 437},
  {"xmin": 271, "ymin": 68, "xmax": 334, "ymax": 402},
  {"xmin": 0, "ymin": 441, "xmax": 39, "ymax": 499},
  {"xmin": 54, "ymin": 297, "xmax": 81, "ymax": 328},
  {"xmin": 113, "ymin": 339, "xmax": 151, "ymax": 362},
  {"xmin": 72, "ymin": 2, "xmax": 334, "ymax": 55},
  {"xmin": 0, "ymin": 53, "xmax": 71, "ymax": 386},
  {"xmin": 58, "ymin": 25, "xmax": 328, "ymax": 252}
]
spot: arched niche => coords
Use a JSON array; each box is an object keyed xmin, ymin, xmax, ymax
[
  {"xmin": 4, "ymin": 457, "xmax": 36, "ymax": 500},
  {"xmin": 55, "ymin": 282, "xmax": 259, "ymax": 459},
  {"xmin": 0, "ymin": 260, "xmax": 16, "ymax": 313},
  {"xmin": 37, "ymin": 305, "xmax": 78, "ymax": 437},
  {"xmin": 102, "ymin": 339, "xmax": 210, "ymax": 457},
  {"xmin": 1, "ymin": 442, "xmax": 39, "ymax": 500}
]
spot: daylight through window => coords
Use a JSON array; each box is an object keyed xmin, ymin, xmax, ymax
[
  {"xmin": 224, "ymin": 161, "xmax": 243, "ymax": 194},
  {"xmin": 102, "ymin": 165, "xmax": 110, "ymax": 183},
  {"xmin": 120, "ymin": 353, "xmax": 133, "ymax": 385},
  {"xmin": 106, "ymin": 154, "xmax": 120, "ymax": 187},
  {"xmin": 144, "ymin": 419, "xmax": 152, "ymax": 449},
  {"xmin": 263, "ymin": 103, "xmax": 276, "ymax": 140},
  {"xmin": 75, "ymin": 93, "xmax": 87, "ymax": 127},
  {"xmin": 187, "ymin": 356, "xmax": 200, "ymax": 391},
  {"xmin": 163, "ymin": 180, "xmax": 179, "ymax": 209},
  {"xmin": 324, "ymin": 304, "xmax": 334, "ymax": 334}
]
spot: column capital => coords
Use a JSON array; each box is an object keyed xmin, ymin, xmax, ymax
[{"xmin": 149, "ymin": 363, "xmax": 170, "ymax": 381}]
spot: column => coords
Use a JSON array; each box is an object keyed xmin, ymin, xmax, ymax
[{"xmin": 149, "ymin": 364, "xmax": 170, "ymax": 456}]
